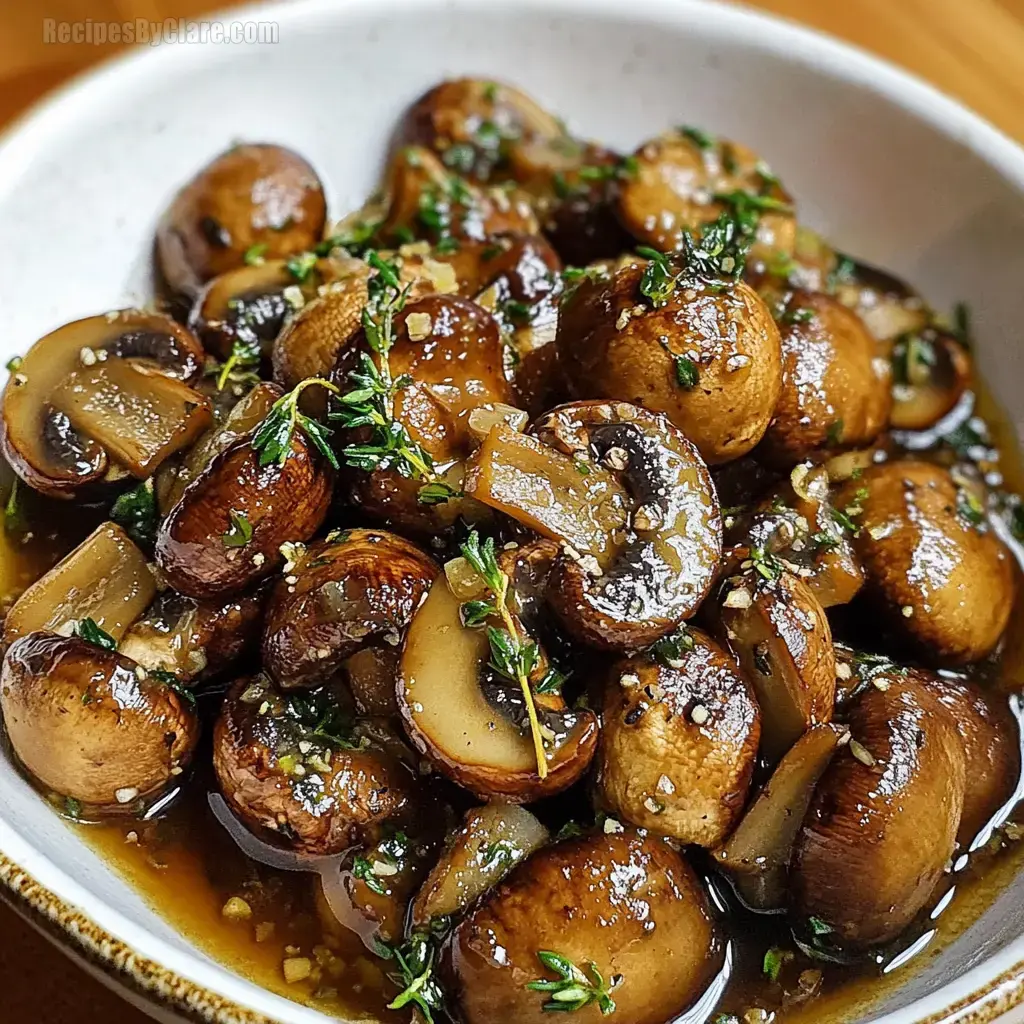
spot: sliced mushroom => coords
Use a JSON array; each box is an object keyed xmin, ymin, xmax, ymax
[
  {"xmin": 411, "ymin": 803, "xmax": 549, "ymax": 928},
  {"xmin": 616, "ymin": 128, "xmax": 796, "ymax": 262},
  {"xmin": 556, "ymin": 260, "xmax": 783, "ymax": 464},
  {"xmin": 1, "ymin": 631, "xmax": 199, "ymax": 811},
  {"xmin": 713, "ymin": 723, "xmax": 847, "ymax": 910},
  {"xmin": 728, "ymin": 466, "xmax": 864, "ymax": 609},
  {"xmin": 3, "ymin": 522, "xmax": 156, "ymax": 647},
  {"xmin": 156, "ymin": 143, "xmax": 327, "ymax": 299},
  {"xmin": 398, "ymin": 574, "xmax": 598, "ymax": 802},
  {"xmin": 717, "ymin": 569, "xmax": 835, "ymax": 761},
  {"xmin": 332, "ymin": 293, "xmax": 515, "ymax": 534},
  {"xmin": 830, "ymin": 256, "xmax": 930, "ymax": 344},
  {"xmin": 759, "ymin": 291, "xmax": 891, "ymax": 466},
  {"xmin": 155, "ymin": 429, "xmax": 333, "ymax": 599},
  {"xmin": 213, "ymin": 675, "xmax": 414, "ymax": 855},
  {"xmin": 467, "ymin": 401, "xmax": 722, "ymax": 648},
  {"xmin": 447, "ymin": 830, "xmax": 723, "ymax": 1024},
  {"xmin": 839, "ymin": 461, "xmax": 1015, "ymax": 664},
  {"xmin": 118, "ymin": 585, "xmax": 267, "ymax": 683},
  {"xmin": 594, "ymin": 630, "xmax": 760, "ymax": 846},
  {"xmin": 399, "ymin": 78, "xmax": 565, "ymax": 184},
  {"xmin": 263, "ymin": 529, "xmax": 437, "ymax": 689},
  {"xmin": 889, "ymin": 327, "xmax": 972, "ymax": 431},
  {"xmin": 1, "ymin": 311, "xmax": 210, "ymax": 498},
  {"xmin": 792, "ymin": 675, "xmax": 966, "ymax": 949},
  {"xmin": 377, "ymin": 146, "xmax": 538, "ymax": 248}
]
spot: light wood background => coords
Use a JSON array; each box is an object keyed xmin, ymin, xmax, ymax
[{"xmin": 1, "ymin": 0, "xmax": 1024, "ymax": 1020}]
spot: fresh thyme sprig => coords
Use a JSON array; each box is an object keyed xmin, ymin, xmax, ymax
[
  {"xmin": 330, "ymin": 251, "xmax": 459, "ymax": 506},
  {"xmin": 526, "ymin": 950, "xmax": 617, "ymax": 1015},
  {"xmin": 383, "ymin": 933, "xmax": 445, "ymax": 1022},
  {"xmin": 251, "ymin": 377, "xmax": 341, "ymax": 469},
  {"xmin": 216, "ymin": 335, "xmax": 262, "ymax": 391},
  {"xmin": 459, "ymin": 531, "xmax": 548, "ymax": 779}
]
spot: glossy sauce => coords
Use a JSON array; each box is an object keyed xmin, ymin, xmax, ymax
[{"xmin": 3, "ymin": 380, "xmax": 1024, "ymax": 1024}]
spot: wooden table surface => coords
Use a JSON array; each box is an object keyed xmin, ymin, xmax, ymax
[{"xmin": 1, "ymin": 0, "xmax": 1024, "ymax": 1020}]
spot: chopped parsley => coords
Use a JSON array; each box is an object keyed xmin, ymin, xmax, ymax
[
  {"xmin": 75, "ymin": 618, "xmax": 117, "ymax": 651},
  {"xmin": 353, "ymin": 855, "xmax": 387, "ymax": 896},
  {"xmin": 651, "ymin": 627, "xmax": 696, "ymax": 667},
  {"xmin": 674, "ymin": 355, "xmax": 699, "ymax": 389},
  {"xmin": 763, "ymin": 947, "xmax": 793, "ymax": 982},
  {"xmin": 242, "ymin": 242, "xmax": 268, "ymax": 266},
  {"xmin": 285, "ymin": 251, "xmax": 318, "ymax": 282},
  {"xmin": 679, "ymin": 125, "xmax": 716, "ymax": 150},
  {"xmin": 110, "ymin": 479, "xmax": 157, "ymax": 547},
  {"xmin": 636, "ymin": 246, "xmax": 680, "ymax": 307},
  {"xmin": 222, "ymin": 509, "xmax": 253, "ymax": 548}
]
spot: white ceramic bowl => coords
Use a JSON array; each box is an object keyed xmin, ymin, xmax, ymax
[{"xmin": 3, "ymin": 0, "xmax": 1024, "ymax": 1021}]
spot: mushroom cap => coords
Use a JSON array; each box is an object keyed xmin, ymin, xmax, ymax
[
  {"xmin": 0, "ymin": 632, "xmax": 199, "ymax": 809},
  {"xmin": 595, "ymin": 630, "xmax": 760, "ymax": 846},
  {"xmin": 156, "ymin": 143, "xmax": 326, "ymax": 299},
  {"xmin": 557, "ymin": 262, "xmax": 783, "ymax": 464},
  {"xmin": 839, "ymin": 460, "xmax": 1015, "ymax": 664},
  {"xmin": 262, "ymin": 529, "xmax": 437, "ymax": 690},
  {"xmin": 447, "ymin": 830, "xmax": 723, "ymax": 1024}
]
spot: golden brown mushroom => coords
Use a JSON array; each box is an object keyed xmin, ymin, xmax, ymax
[
  {"xmin": 213, "ymin": 675, "xmax": 415, "ymax": 855},
  {"xmin": 156, "ymin": 143, "xmax": 327, "ymax": 299},
  {"xmin": 791, "ymin": 675, "xmax": 966, "ymax": 949},
  {"xmin": 889, "ymin": 327, "xmax": 972, "ymax": 432},
  {"xmin": 1, "ymin": 631, "xmax": 199, "ymax": 812},
  {"xmin": 594, "ymin": 630, "xmax": 760, "ymax": 846},
  {"xmin": 759, "ymin": 290, "xmax": 892, "ymax": 466},
  {"xmin": 262, "ymin": 529, "xmax": 437, "ymax": 690},
  {"xmin": 838, "ymin": 461, "xmax": 1015, "ymax": 664},
  {"xmin": 556, "ymin": 259, "xmax": 783, "ymax": 464},
  {"xmin": 447, "ymin": 830, "xmax": 723, "ymax": 1024},
  {"xmin": 1, "ymin": 311, "xmax": 211, "ymax": 499}
]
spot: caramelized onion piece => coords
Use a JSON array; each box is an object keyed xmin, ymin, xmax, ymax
[
  {"xmin": 713, "ymin": 723, "xmax": 847, "ymax": 910},
  {"xmin": 398, "ymin": 575, "xmax": 598, "ymax": 802},
  {"xmin": 3, "ymin": 522, "xmax": 156, "ymax": 647},
  {"xmin": 1, "ymin": 631, "xmax": 199, "ymax": 810}
]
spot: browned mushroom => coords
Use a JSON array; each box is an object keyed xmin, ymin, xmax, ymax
[
  {"xmin": 838, "ymin": 461, "xmax": 1015, "ymax": 664},
  {"xmin": 594, "ymin": 630, "xmax": 760, "ymax": 846},
  {"xmin": 3, "ymin": 521, "xmax": 156, "ymax": 647},
  {"xmin": 616, "ymin": 127, "xmax": 796, "ymax": 262},
  {"xmin": 713, "ymin": 722, "xmax": 847, "ymax": 910},
  {"xmin": 465, "ymin": 401, "xmax": 722, "ymax": 648},
  {"xmin": 791, "ymin": 675, "xmax": 966, "ymax": 949},
  {"xmin": 759, "ymin": 290, "xmax": 892, "ymax": 466},
  {"xmin": 262, "ymin": 529, "xmax": 437, "ymax": 689},
  {"xmin": 398, "ymin": 78, "xmax": 565, "ymax": 184},
  {"xmin": 332, "ymin": 292, "xmax": 516, "ymax": 534},
  {"xmin": 830, "ymin": 255, "xmax": 931, "ymax": 344},
  {"xmin": 410, "ymin": 803, "xmax": 549, "ymax": 929},
  {"xmin": 1, "ymin": 311, "xmax": 211, "ymax": 499},
  {"xmin": 155, "ymin": 426, "xmax": 333, "ymax": 600},
  {"xmin": 447, "ymin": 830, "xmax": 723, "ymax": 1024},
  {"xmin": 213, "ymin": 675, "xmax": 415, "ymax": 855},
  {"xmin": 399, "ymin": 569, "xmax": 598, "ymax": 802},
  {"xmin": 1, "ymin": 631, "xmax": 199, "ymax": 812},
  {"xmin": 716, "ymin": 568, "xmax": 836, "ymax": 760},
  {"xmin": 889, "ymin": 327, "xmax": 972, "ymax": 431},
  {"xmin": 556, "ymin": 259, "xmax": 783, "ymax": 464},
  {"xmin": 376, "ymin": 147, "xmax": 537, "ymax": 248},
  {"xmin": 156, "ymin": 143, "xmax": 327, "ymax": 299}
]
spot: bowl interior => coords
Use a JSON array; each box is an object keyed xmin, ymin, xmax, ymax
[{"xmin": 2, "ymin": 0, "xmax": 1024, "ymax": 1021}]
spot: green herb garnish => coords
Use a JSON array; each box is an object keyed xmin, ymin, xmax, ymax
[
  {"xmin": 110, "ymin": 479, "xmax": 157, "ymax": 547},
  {"xmin": 5, "ymin": 355, "xmax": 23, "ymax": 373},
  {"xmin": 679, "ymin": 125, "xmax": 716, "ymax": 150},
  {"xmin": 674, "ymin": 355, "xmax": 699, "ymax": 389},
  {"xmin": 637, "ymin": 246, "xmax": 680, "ymax": 307},
  {"xmin": 251, "ymin": 377, "xmax": 340, "ymax": 469},
  {"xmin": 75, "ymin": 618, "xmax": 117, "ymax": 651},
  {"xmin": 216, "ymin": 334, "xmax": 262, "ymax": 391},
  {"xmin": 353, "ymin": 855, "xmax": 387, "ymax": 896},
  {"xmin": 750, "ymin": 546, "xmax": 784, "ymax": 583},
  {"xmin": 222, "ymin": 509, "xmax": 253, "ymax": 548},
  {"xmin": 651, "ymin": 627, "xmax": 696, "ymax": 668},
  {"xmin": 957, "ymin": 488, "xmax": 986, "ymax": 527},
  {"xmin": 286, "ymin": 251, "xmax": 318, "ymax": 282},
  {"xmin": 763, "ymin": 947, "xmax": 793, "ymax": 982},
  {"xmin": 526, "ymin": 950, "xmax": 617, "ymax": 1016},
  {"xmin": 242, "ymin": 243, "xmax": 268, "ymax": 266},
  {"xmin": 384, "ymin": 933, "xmax": 445, "ymax": 1022}
]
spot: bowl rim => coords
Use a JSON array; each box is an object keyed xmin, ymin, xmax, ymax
[{"xmin": 2, "ymin": 0, "xmax": 1024, "ymax": 1021}]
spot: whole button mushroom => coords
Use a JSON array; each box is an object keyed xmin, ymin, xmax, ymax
[
  {"xmin": 594, "ymin": 630, "xmax": 761, "ymax": 846},
  {"xmin": 1, "ymin": 631, "xmax": 199, "ymax": 813},
  {"xmin": 759, "ymin": 291, "xmax": 892, "ymax": 466},
  {"xmin": 262, "ymin": 529, "xmax": 437, "ymax": 690},
  {"xmin": 889, "ymin": 327, "xmax": 972, "ymax": 432},
  {"xmin": 792, "ymin": 674, "xmax": 967, "ymax": 950},
  {"xmin": 156, "ymin": 143, "xmax": 327, "ymax": 300},
  {"xmin": 1, "ymin": 311, "xmax": 211, "ymax": 499},
  {"xmin": 556, "ymin": 258, "xmax": 783, "ymax": 465},
  {"xmin": 447, "ymin": 830, "xmax": 723, "ymax": 1024},
  {"xmin": 838, "ymin": 461, "xmax": 1015, "ymax": 665},
  {"xmin": 213, "ymin": 675, "xmax": 415, "ymax": 855}
]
